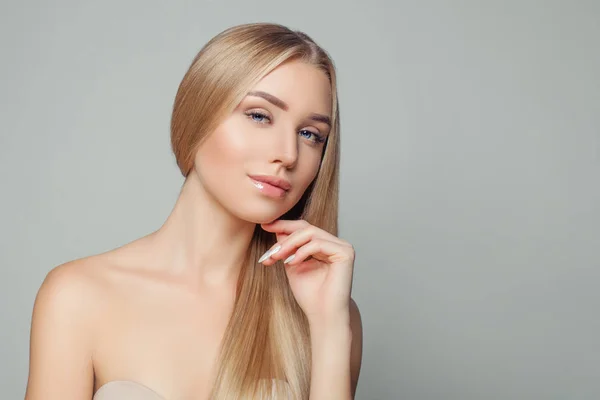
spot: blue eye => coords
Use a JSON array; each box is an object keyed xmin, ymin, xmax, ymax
[
  {"xmin": 246, "ymin": 111, "xmax": 271, "ymax": 124},
  {"xmin": 246, "ymin": 110, "xmax": 326, "ymax": 144},
  {"xmin": 299, "ymin": 130, "xmax": 326, "ymax": 144}
]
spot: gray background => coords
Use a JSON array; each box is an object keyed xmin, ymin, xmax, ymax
[{"xmin": 1, "ymin": 1, "xmax": 599, "ymax": 399}]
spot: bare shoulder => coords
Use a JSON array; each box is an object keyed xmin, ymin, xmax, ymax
[
  {"xmin": 33, "ymin": 255, "xmax": 113, "ymax": 318},
  {"xmin": 30, "ymin": 255, "xmax": 116, "ymax": 346},
  {"xmin": 349, "ymin": 297, "xmax": 363, "ymax": 397},
  {"xmin": 25, "ymin": 257, "xmax": 108, "ymax": 399},
  {"xmin": 31, "ymin": 244, "xmax": 148, "ymax": 320},
  {"xmin": 37, "ymin": 257, "xmax": 103, "ymax": 298}
]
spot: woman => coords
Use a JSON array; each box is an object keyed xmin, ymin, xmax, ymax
[{"xmin": 25, "ymin": 22, "xmax": 363, "ymax": 399}]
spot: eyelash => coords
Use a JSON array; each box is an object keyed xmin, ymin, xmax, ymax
[{"xmin": 245, "ymin": 111, "xmax": 326, "ymax": 144}]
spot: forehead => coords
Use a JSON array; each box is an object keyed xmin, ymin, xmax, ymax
[{"xmin": 249, "ymin": 60, "xmax": 332, "ymax": 116}]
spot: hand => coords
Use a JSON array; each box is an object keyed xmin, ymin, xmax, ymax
[{"xmin": 259, "ymin": 219, "xmax": 355, "ymax": 324}]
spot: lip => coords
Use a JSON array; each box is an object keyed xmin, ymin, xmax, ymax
[{"xmin": 248, "ymin": 174, "xmax": 292, "ymax": 191}]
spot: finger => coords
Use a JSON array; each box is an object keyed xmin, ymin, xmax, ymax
[
  {"xmin": 283, "ymin": 238, "xmax": 352, "ymax": 266},
  {"xmin": 274, "ymin": 232, "xmax": 290, "ymax": 243},
  {"xmin": 265, "ymin": 227, "xmax": 318, "ymax": 264},
  {"xmin": 263, "ymin": 219, "xmax": 343, "ymax": 245},
  {"xmin": 260, "ymin": 224, "xmax": 344, "ymax": 266},
  {"xmin": 260, "ymin": 219, "xmax": 310, "ymax": 235}
]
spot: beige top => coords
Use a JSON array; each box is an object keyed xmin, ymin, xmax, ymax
[
  {"xmin": 94, "ymin": 381, "xmax": 165, "ymax": 400},
  {"xmin": 93, "ymin": 379, "xmax": 292, "ymax": 399}
]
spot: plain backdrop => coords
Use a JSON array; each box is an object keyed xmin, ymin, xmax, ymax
[{"xmin": 1, "ymin": 1, "xmax": 599, "ymax": 399}]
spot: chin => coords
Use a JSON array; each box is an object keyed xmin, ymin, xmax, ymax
[
  {"xmin": 235, "ymin": 209, "xmax": 286, "ymax": 225},
  {"xmin": 229, "ymin": 200, "xmax": 294, "ymax": 225}
]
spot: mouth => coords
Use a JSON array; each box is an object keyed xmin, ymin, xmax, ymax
[{"xmin": 248, "ymin": 174, "xmax": 291, "ymax": 199}]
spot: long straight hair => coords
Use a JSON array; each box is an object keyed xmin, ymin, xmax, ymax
[{"xmin": 170, "ymin": 23, "xmax": 341, "ymax": 399}]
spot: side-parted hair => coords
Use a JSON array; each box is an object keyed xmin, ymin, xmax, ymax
[{"xmin": 170, "ymin": 22, "xmax": 340, "ymax": 399}]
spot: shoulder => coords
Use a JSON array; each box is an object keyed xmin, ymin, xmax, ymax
[
  {"xmin": 30, "ymin": 248, "xmax": 135, "ymax": 340},
  {"xmin": 32, "ymin": 245, "xmax": 143, "ymax": 319},
  {"xmin": 36, "ymin": 234, "xmax": 156, "ymax": 305},
  {"xmin": 349, "ymin": 297, "xmax": 363, "ymax": 397},
  {"xmin": 36, "ymin": 255, "xmax": 109, "ymax": 303},
  {"xmin": 31, "ymin": 237, "xmax": 169, "ymax": 332},
  {"xmin": 32, "ymin": 257, "xmax": 106, "ymax": 332},
  {"xmin": 26, "ymin": 257, "xmax": 108, "ymax": 398}
]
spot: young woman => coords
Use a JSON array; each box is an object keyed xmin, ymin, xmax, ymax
[{"xmin": 25, "ymin": 22, "xmax": 363, "ymax": 399}]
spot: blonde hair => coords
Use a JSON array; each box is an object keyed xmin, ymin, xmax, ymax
[{"xmin": 170, "ymin": 22, "xmax": 340, "ymax": 399}]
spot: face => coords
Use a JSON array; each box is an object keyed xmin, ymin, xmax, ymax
[{"xmin": 193, "ymin": 59, "xmax": 333, "ymax": 224}]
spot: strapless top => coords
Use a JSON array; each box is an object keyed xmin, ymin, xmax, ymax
[
  {"xmin": 93, "ymin": 379, "xmax": 292, "ymax": 399},
  {"xmin": 94, "ymin": 381, "xmax": 164, "ymax": 400}
]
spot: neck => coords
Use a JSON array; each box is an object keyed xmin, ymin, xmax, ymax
[{"xmin": 149, "ymin": 171, "xmax": 256, "ymax": 287}]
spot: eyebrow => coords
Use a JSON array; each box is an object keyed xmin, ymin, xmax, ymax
[{"xmin": 246, "ymin": 90, "xmax": 331, "ymax": 127}]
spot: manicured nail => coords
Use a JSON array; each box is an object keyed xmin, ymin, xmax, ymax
[
  {"xmin": 284, "ymin": 254, "xmax": 295, "ymax": 264},
  {"xmin": 259, "ymin": 245, "xmax": 281, "ymax": 263}
]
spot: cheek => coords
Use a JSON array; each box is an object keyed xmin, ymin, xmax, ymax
[
  {"xmin": 293, "ymin": 151, "xmax": 322, "ymax": 194},
  {"xmin": 196, "ymin": 122, "xmax": 251, "ymax": 173}
]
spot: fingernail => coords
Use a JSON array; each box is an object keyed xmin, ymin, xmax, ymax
[
  {"xmin": 259, "ymin": 245, "xmax": 281, "ymax": 263},
  {"xmin": 284, "ymin": 254, "xmax": 295, "ymax": 264}
]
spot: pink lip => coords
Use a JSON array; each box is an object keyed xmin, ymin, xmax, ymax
[
  {"xmin": 248, "ymin": 174, "xmax": 291, "ymax": 199},
  {"xmin": 248, "ymin": 175, "xmax": 292, "ymax": 191}
]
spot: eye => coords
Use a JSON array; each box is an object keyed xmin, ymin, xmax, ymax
[
  {"xmin": 245, "ymin": 111, "xmax": 271, "ymax": 124},
  {"xmin": 245, "ymin": 109, "xmax": 327, "ymax": 144},
  {"xmin": 299, "ymin": 129, "xmax": 326, "ymax": 144}
]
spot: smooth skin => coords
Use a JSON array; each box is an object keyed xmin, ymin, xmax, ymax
[
  {"xmin": 260, "ymin": 219, "xmax": 362, "ymax": 399},
  {"xmin": 25, "ymin": 60, "xmax": 362, "ymax": 399}
]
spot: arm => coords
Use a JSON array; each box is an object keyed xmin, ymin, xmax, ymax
[
  {"xmin": 25, "ymin": 263, "xmax": 96, "ymax": 400},
  {"xmin": 258, "ymin": 220, "xmax": 364, "ymax": 399},
  {"xmin": 309, "ymin": 298, "xmax": 363, "ymax": 400}
]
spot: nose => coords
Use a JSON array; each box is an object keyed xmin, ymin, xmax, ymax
[{"xmin": 270, "ymin": 128, "xmax": 298, "ymax": 169}]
